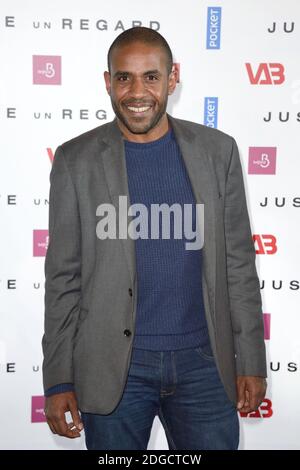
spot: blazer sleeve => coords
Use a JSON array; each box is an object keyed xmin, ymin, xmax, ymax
[
  {"xmin": 42, "ymin": 145, "xmax": 82, "ymax": 391},
  {"xmin": 224, "ymin": 138, "xmax": 267, "ymax": 377},
  {"xmin": 44, "ymin": 383, "xmax": 75, "ymax": 397}
]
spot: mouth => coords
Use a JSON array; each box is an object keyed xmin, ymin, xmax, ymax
[{"xmin": 124, "ymin": 104, "xmax": 153, "ymax": 116}]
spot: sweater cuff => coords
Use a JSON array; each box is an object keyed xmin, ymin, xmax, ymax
[{"xmin": 44, "ymin": 383, "xmax": 75, "ymax": 397}]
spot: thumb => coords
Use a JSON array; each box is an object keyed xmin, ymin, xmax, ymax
[{"xmin": 69, "ymin": 398, "xmax": 83, "ymax": 431}]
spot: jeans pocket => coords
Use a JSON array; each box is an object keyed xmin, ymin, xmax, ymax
[{"xmin": 194, "ymin": 342, "xmax": 215, "ymax": 361}]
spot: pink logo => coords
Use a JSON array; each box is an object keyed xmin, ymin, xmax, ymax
[
  {"xmin": 263, "ymin": 313, "xmax": 271, "ymax": 340},
  {"xmin": 33, "ymin": 55, "xmax": 61, "ymax": 85},
  {"xmin": 33, "ymin": 230, "xmax": 49, "ymax": 257},
  {"xmin": 31, "ymin": 396, "xmax": 46, "ymax": 423},
  {"xmin": 248, "ymin": 147, "xmax": 277, "ymax": 174}
]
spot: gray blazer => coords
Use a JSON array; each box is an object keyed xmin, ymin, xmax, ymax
[{"xmin": 42, "ymin": 114, "xmax": 267, "ymax": 414}]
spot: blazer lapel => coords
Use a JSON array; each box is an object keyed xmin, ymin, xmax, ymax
[
  {"xmin": 98, "ymin": 118, "xmax": 136, "ymax": 285},
  {"xmin": 167, "ymin": 114, "xmax": 217, "ymax": 314}
]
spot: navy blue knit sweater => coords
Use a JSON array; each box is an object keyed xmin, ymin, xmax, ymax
[
  {"xmin": 125, "ymin": 126, "xmax": 208, "ymax": 350},
  {"xmin": 44, "ymin": 124, "xmax": 209, "ymax": 397}
]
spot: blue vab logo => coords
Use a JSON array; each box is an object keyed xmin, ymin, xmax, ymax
[
  {"xmin": 206, "ymin": 7, "xmax": 222, "ymax": 49},
  {"xmin": 204, "ymin": 97, "xmax": 218, "ymax": 128}
]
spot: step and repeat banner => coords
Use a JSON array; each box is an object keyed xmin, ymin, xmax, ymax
[{"xmin": 0, "ymin": 0, "xmax": 299, "ymax": 450}]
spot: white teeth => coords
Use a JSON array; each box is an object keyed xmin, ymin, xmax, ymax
[{"xmin": 127, "ymin": 106, "xmax": 151, "ymax": 113}]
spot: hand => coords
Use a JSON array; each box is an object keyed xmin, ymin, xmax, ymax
[
  {"xmin": 44, "ymin": 391, "xmax": 83, "ymax": 438},
  {"xmin": 236, "ymin": 375, "xmax": 267, "ymax": 414}
]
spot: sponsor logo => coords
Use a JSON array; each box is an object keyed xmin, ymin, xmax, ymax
[
  {"xmin": 239, "ymin": 398, "xmax": 273, "ymax": 418},
  {"xmin": 246, "ymin": 63, "xmax": 285, "ymax": 85},
  {"xmin": 33, "ymin": 55, "xmax": 61, "ymax": 85},
  {"xmin": 4, "ymin": 17, "xmax": 160, "ymax": 31},
  {"xmin": 206, "ymin": 7, "xmax": 222, "ymax": 49},
  {"xmin": 267, "ymin": 22, "xmax": 294, "ymax": 33},
  {"xmin": 33, "ymin": 230, "xmax": 49, "ymax": 257},
  {"xmin": 31, "ymin": 396, "xmax": 46, "ymax": 423},
  {"xmin": 0, "ymin": 363, "xmax": 15, "ymax": 373},
  {"xmin": 260, "ymin": 280, "xmax": 299, "ymax": 291},
  {"xmin": 253, "ymin": 234, "xmax": 277, "ymax": 255},
  {"xmin": 270, "ymin": 361, "xmax": 299, "ymax": 372},
  {"xmin": 248, "ymin": 147, "xmax": 276, "ymax": 174},
  {"xmin": 204, "ymin": 97, "xmax": 218, "ymax": 128},
  {"xmin": 259, "ymin": 197, "xmax": 300, "ymax": 207},
  {"xmin": 263, "ymin": 111, "xmax": 300, "ymax": 122}
]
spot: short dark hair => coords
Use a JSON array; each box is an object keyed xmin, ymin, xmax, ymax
[{"xmin": 107, "ymin": 26, "xmax": 173, "ymax": 75}]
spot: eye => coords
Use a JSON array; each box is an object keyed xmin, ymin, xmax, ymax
[
  {"xmin": 118, "ymin": 75, "xmax": 129, "ymax": 81},
  {"xmin": 147, "ymin": 74, "xmax": 158, "ymax": 81}
]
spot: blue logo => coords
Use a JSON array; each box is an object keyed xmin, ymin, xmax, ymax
[
  {"xmin": 206, "ymin": 7, "xmax": 222, "ymax": 49},
  {"xmin": 204, "ymin": 97, "xmax": 218, "ymax": 128}
]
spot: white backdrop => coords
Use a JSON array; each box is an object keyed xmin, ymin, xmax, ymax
[{"xmin": 0, "ymin": 0, "xmax": 299, "ymax": 450}]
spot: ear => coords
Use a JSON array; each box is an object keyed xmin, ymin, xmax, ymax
[
  {"xmin": 168, "ymin": 65, "xmax": 177, "ymax": 95},
  {"xmin": 104, "ymin": 71, "xmax": 111, "ymax": 96}
]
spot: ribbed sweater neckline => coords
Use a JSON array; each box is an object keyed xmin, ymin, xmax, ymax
[{"xmin": 123, "ymin": 126, "xmax": 173, "ymax": 150}]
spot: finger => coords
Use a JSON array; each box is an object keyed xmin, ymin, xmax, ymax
[
  {"xmin": 244, "ymin": 389, "xmax": 250, "ymax": 407},
  {"xmin": 239, "ymin": 403, "xmax": 252, "ymax": 413},
  {"xmin": 66, "ymin": 421, "xmax": 82, "ymax": 434},
  {"xmin": 251, "ymin": 390, "xmax": 266, "ymax": 412},
  {"xmin": 53, "ymin": 414, "xmax": 73, "ymax": 437},
  {"xmin": 236, "ymin": 380, "xmax": 246, "ymax": 409},
  {"xmin": 46, "ymin": 418, "xmax": 57, "ymax": 434},
  {"xmin": 64, "ymin": 427, "xmax": 81, "ymax": 438},
  {"xmin": 239, "ymin": 405, "xmax": 252, "ymax": 413},
  {"xmin": 54, "ymin": 412, "xmax": 82, "ymax": 438},
  {"xmin": 69, "ymin": 400, "xmax": 83, "ymax": 431},
  {"xmin": 239, "ymin": 407, "xmax": 252, "ymax": 414},
  {"xmin": 247, "ymin": 385, "xmax": 264, "ymax": 412},
  {"xmin": 249, "ymin": 391, "xmax": 259, "ymax": 411},
  {"xmin": 238, "ymin": 389, "xmax": 252, "ymax": 413}
]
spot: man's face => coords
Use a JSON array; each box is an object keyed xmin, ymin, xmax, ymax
[{"xmin": 104, "ymin": 41, "xmax": 176, "ymax": 139}]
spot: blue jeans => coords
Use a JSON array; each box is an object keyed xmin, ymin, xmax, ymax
[{"xmin": 81, "ymin": 343, "xmax": 239, "ymax": 450}]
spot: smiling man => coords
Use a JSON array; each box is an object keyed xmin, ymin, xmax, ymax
[
  {"xmin": 42, "ymin": 27, "xmax": 267, "ymax": 450},
  {"xmin": 104, "ymin": 39, "xmax": 172, "ymax": 141}
]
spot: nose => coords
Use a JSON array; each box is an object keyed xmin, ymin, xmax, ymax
[{"xmin": 130, "ymin": 76, "xmax": 146, "ymax": 98}]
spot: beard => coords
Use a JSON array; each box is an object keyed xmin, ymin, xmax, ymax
[{"xmin": 110, "ymin": 94, "xmax": 168, "ymax": 135}]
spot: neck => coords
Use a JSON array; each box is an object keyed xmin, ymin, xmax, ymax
[{"xmin": 118, "ymin": 114, "xmax": 169, "ymax": 143}]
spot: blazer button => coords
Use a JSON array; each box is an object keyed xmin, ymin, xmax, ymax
[
  {"xmin": 128, "ymin": 288, "xmax": 133, "ymax": 297},
  {"xmin": 124, "ymin": 329, "xmax": 132, "ymax": 337}
]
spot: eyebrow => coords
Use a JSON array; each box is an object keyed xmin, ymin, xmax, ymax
[{"xmin": 113, "ymin": 69, "xmax": 162, "ymax": 78}]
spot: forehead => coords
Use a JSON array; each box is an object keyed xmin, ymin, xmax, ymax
[{"xmin": 110, "ymin": 42, "xmax": 167, "ymax": 72}]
